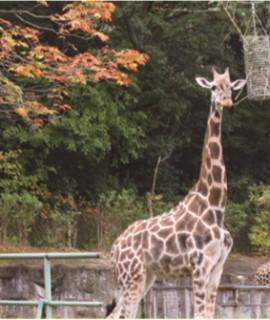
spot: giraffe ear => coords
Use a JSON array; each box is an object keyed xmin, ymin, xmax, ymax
[
  {"xmin": 231, "ymin": 79, "xmax": 247, "ymax": 91},
  {"xmin": 196, "ymin": 77, "xmax": 212, "ymax": 89}
]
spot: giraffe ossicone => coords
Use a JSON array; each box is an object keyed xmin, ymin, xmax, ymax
[{"xmin": 107, "ymin": 68, "xmax": 246, "ymax": 319}]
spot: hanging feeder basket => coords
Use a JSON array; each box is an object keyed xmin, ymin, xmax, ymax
[
  {"xmin": 242, "ymin": 2, "xmax": 270, "ymax": 101},
  {"xmin": 243, "ymin": 35, "xmax": 270, "ymax": 100}
]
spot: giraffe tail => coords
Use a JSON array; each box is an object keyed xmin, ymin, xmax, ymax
[
  {"xmin": 105, "ymin": 298, "xmax": 116, "ymax": 317},
  {"xmin": 105, "ymin": 287, "xmax": 123, "ymax": 318}
]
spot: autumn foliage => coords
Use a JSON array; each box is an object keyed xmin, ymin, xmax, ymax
[{"xmin": 0, "ymin": 1, "xmax": 149, "ymax": 123}]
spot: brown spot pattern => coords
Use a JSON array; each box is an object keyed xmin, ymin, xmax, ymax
[
  {"xmin": 197, "ymin": 181, "xmax": 208, "ymax": 196},
  {"xmin": 166, "ymin": 234, "xmax": 178, "ymax": 254},
  {"xmin": 150, "ymin": 234, "xmax": 164, "ymax": 260},
  {"xmin": 133, "ymin": 233, "xmax": 142, "ymax": 250},
  {"xmin": 212, "ymin": 165, "xmax": 222, "ymax": 182},
  {"xmin": 212, "ymin": 226, "xmax": 220, "ymax": 239},
  {"xmin": 177, "ymin": 232, "xmax": 189, "ymax": 251},
  {"xmin": 209, "ymin": 142, "xmax": 220, "ymax": 159},
  {"xmin": 202, "ymin": 210, "xmax": 215, "ymax": 225},
  {"xmin": 160, "ymin": 217, "xmax": 174, "ymax": 226},
  {"xmin": 221, "ymin": 192, "xmax": 227, "ymax": 207},
  {"xmin": 195, "ymin": 220, "xmax": 206, "ymax": 234},
  {"xmin": 189, "ymin": 196, "xmax": 207, "ymax": 215},
  {"xmin": 215, "ymin": 210, "xmax": 223, "ymax": 226},
  {"xmin": 142, "ymin": 230, "xmax": 149, "ymax": 249},
  {"xmin": 206, "ymin": 158, "xmax": 211, "ymax": 169},
  {"xmin": 210, "ymin": 120, "xmax": 220, "ymax": 136},
  {"xmin": 150, "ymin": 224, "xmax": 160, "ymax": 233},
  {"xmin": 157, "ymin": 227, "xmax": 173, "ymax": 239},
  {"xmin": 171, "ymin": 256, "xmax": 183, "ymax": 266},
  {"xmin": 176, "ymin": 213, "xmax": 196, "ymax": 231},
  {"xmin": 194, "ymin": 234, "xmax": 203, "ymax": 249},
  {"xmin": 224, "ymin": 232, "xmax": 233, "ymax": 248},
  {"xmin": 209, "ymin": 187, "xmax": 221, "ymax": 206}
]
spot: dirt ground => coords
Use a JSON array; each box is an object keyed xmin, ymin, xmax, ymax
[{"xmin": 223, "ymin": 253, "xmax": 269, "ymax": 282}]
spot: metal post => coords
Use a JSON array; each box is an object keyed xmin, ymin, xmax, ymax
[
  {"xmin": 162, "ymin": 291, "xmax": 167, "ymax": 319},
  {"xmin": 251, "ymin": 2, "xmax": 257, "ymax": 36},
  {"xmin": 153, "ymin": 290, "xmax": 157, "ymax": 319},
  {"xmin": 0, "ymin": 252, "xmax": 103, "ymax": 318},
  {"xmin": 184, "ymin": 287, "xmax": 191, "ymax": 318},
  {"xmin": 37, "ymin": 300, "xmax": 45, "ymax": 319},
  {"xmin": 43, "ymin": 257, "xmax": 52, "ymax": 319}
]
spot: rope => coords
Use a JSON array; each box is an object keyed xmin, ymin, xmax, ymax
[
  {"xmin": 255, "ymin": 12, "xmax": 268, "ymax": 35},
  {"xmin": 251, "ymin": 2, "xmax": 257, "ymax": 36},
  {"xmin": 234, "ymin": 95, "xmax": 248, "ymax": 106}
]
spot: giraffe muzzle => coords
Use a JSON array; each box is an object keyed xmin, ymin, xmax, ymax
[{"xmin": 221, "ymin": 99, "xmax": 233, "ymax": 108}]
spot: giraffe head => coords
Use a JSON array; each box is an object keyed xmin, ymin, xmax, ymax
[{"xmin": 196, "ymin": 68, "xmax": 246, "ymax": 110}]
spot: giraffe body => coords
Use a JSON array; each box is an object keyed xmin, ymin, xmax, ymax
[
  {"xmin": 107, "ymin": 69, "xmax": 246, "ymax": 319},
  {"xmin": 255, "ymin": 261, "xmax": 270, "ymax": 285}
]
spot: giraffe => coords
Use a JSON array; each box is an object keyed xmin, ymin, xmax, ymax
[
  {"xmin": 106, "ymin": 68, "xmax": 246, "ymax": 319},
  {"xmin": 254, "ymin": 261, "xmax": 270, "ymax": 285}
]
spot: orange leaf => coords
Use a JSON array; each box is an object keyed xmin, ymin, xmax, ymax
[
  {"xmin": 24, "ymin": 27, "xmax": 40, "ymax": 43},
  {"xmin": 14, "ymin": 107, "xmax": 28, "ymax": 117},
  {"xmin": 116, "ymin": 49, "xmax": 149, "ymax": 71},
  {"xmin": 39, "ymin": 208, "xmax": 48, "ymax": 219},
  {"xmin": 54, "ymin": 103, "xmax": 71, "ymax": 111},
  {"xmin": 69, "ymin": 19, "xmax": 92, "ymax": 33},
  {"xmin": 37, "ymin": 0, "xmax": 48, "ymax": 7},
  {"xmin": 13, "ymin": 64, "xmax": 44, "ymax": 78},
  {"xmin": 30, "ymin": 101, "xmax": 50, "ymax": 114},
  {"xmin": 0, "ymin": 18, "xmax": 12, "ymax": 28},
  {"xmin": 54, "ymin": 75, "xmax": 68, "ymax": 84},
  {"xmin": 93, "ymin": 31, "xmax": 109, "ymax": 42},
  {"xmin": 33, "ymin": 118, "xmax": 44, "ymax": 127}
]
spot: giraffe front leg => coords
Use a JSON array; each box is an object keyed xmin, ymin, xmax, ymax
[
  {"xmin": 121, "ymin": 272, "xmax": 147, "ymax": 318},
  {"xmin": 106, "ymin": 295, "xmax": 125, "ymax": 319},
  {"xmin": 192, "ymin": 266, "xmax": 210, "ymax": 319},
  {"xmin": 206, "ymin": 238, "xmax": 232, "ymax": 318},
  {"xmin": 206, "ymin": 262, "xmax": 224, "ymax": 318}
]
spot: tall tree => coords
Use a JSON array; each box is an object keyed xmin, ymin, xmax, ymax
[{"xmin": 0, "ymin": 1, "xmax": 148, "ymax": 124}]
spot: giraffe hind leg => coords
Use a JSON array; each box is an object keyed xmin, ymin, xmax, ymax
[
  {"xmin": 106, "ymin": 295, "xmax": 125, "ymax": 319},
  {"xmin": 206, "ymin": 239, "xmax": 233, "ymax": 318},
  {"xmin": 122, "ymin": 272, "xmax": 148, "ymax": 318},
  {"xmin": 108, "ymin": 271, "xmax": 148, "ymax": 318},
  {"xmin": 144, "ymin": 271, "xmax": 156, "ymax": 297}
]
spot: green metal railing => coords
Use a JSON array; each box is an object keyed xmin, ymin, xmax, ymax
[{"xmin": 0, "ymin": 252, "xmax": 103, "ymax": 319}]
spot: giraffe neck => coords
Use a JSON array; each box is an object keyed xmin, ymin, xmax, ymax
[{"xmin": 195, "ymin": 102, "xmax": 227, "ymax": 209}]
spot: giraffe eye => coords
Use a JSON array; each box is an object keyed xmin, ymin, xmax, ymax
[{"xmin": 211, "ymin": 85, "xmax": 216, "ymax": 91}]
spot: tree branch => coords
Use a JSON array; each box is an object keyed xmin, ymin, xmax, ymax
[
  {"xmin": 122, "ymin": 14, "xmax": 139, "ymax": 50},
  {"xmin": 147, "ymin": 155, "xmax": 161, "ymax": 217},
  {"xmin": 220, "ymin": 0, "xmax": 244, "ymax": 40},
  {"xmin": 14, "ymin": 13, "xmax": 56, "ymax": 33},
  {"xmin": 0, "ymin": 10, "xmax": 93, "ymax": 42}
]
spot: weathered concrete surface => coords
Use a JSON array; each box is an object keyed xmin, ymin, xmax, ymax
[{"xmin": 0, "ymin": 256, "xmax": 115, "ymax": 318}]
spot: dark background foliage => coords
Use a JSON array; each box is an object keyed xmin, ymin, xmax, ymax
[{"xmin": 0, "ymin": 1, "xmax": 269, "ymax": 254}]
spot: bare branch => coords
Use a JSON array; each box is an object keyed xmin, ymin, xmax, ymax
[
  {"xmin": 14, "ymin": 13, "xmax": 56, "ymax": 33},
  {"xmin": 0, "ymin": 9, "xmax": 50, "ymax": 19},
  {"xmin": 147, "ymin": 155, "xmax": 161, "ymax": 218},
  {"xmin": 0, "ymin": 10, "xmax": 93, "ymax": 42},
  {"xmin": 220, "ymin": 0, "xmax": 244, "ymax": 40}
]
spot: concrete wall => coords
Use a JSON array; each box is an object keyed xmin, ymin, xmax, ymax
[
  {"xmin": 0, "ymin": 263, "xmax": 114, "ymax": 318},
  {"xmin": 0, "ymin": 261, "xmax": 269, "ymax": 318}
]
